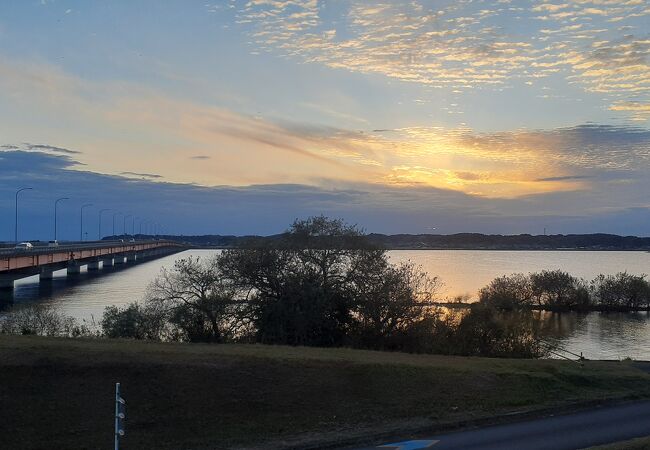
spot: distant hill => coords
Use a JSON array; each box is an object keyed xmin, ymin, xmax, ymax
[{"xmin": 110, "ymin": 233, "xmax": 650, "ymax": 250}]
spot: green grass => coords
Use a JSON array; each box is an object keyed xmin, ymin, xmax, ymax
[
  {"xmin": 583, "ymin": 436, "xmax": 650, "ymax": 449},
  {"xmin": 2, "ymin": 336, "xmax": 650, "ymax": 449}
]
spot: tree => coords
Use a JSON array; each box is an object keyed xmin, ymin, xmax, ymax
[
  {"xmin": 147, "ymin": 256, "xmax": 249, "ymax": 342},
  {"xmin": 218, "ymin": 216, "xmax": 381, "ymax": 346},
  {"xmin": 530, "ymin": 270, "xmax": 590, "ymax": 309},
  {"xmin": 591, "ymin": 272, "xmax": 650, "ymax": 310},
  {"xmin": 351, "ymin": 261, "xmax": 442, "ymax": 350},
  {"xmin": 478, "ymin": 273, "xmax": 533, "ymax": 309}
]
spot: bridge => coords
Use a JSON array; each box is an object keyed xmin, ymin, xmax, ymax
[{"xmin": 0, "ymin": 240, "xmax": 187, "ymax": 289}]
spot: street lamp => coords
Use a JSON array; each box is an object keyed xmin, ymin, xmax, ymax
[
  {"xmin": 112, "ymin": 212, "xmax": 122, "ymax": 238},
  {"xmin": 123, "ymin": 214, "xmax": 132, "ymax": 238},
  {"xmin": 134, "ymin": 217, "xmax": 140, "ymax": 239},
  {"xmin": 54, "ymin": 197, "xmax": 69, "ymax": 241},
  {"xmin": 14, "ymin": 187, "xmax": 33, "ymax": 244},
  {"xmin": 80, "ymin": 203, "xmax": 93, "ymax": 241},
  {"xmin": 99, "ymin": 209, "xmax": 111, "ymax": 240}
]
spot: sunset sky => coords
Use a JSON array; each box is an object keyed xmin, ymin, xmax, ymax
[{"xmin": 0, "ymin": 0, "xmax": 649, "ymax": 238}]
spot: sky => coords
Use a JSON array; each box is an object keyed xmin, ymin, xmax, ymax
[{"xmin": 0, "ymin": 0, "xmax": 649, "ymax": 239}]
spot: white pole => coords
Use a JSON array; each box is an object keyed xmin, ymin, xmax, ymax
[{"xmin": 114, "ymin": 382, "xmax": 120, "ymax": 450}]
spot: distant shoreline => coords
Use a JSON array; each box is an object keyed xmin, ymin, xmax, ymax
[
  {"xmin": 189, "ymin": 245, "xmax": 650, "ymax": 251},
  {"xmin": 144, "ymin": 232, "xmax": 650, "ymax": 252}
]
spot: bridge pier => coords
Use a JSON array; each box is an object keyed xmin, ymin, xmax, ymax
[
  {"xmin": 39, "ymin": 269, "xmax": 54, "ymax": 281},
  {"xmin": 67, "ymin": 262, "xmax": 81, "ymax": 275},
  {"xmin": 0, "ymin": 275, "xmax": 16, "ymax": 290},
  {"xmin": 87, "ymin": 261, "xmax": 100, "ymax": 271},
  {"xmin": 126, "ymin": 253, "xmax": 137, "ymax": 263},
  {"xmin": 114, "ymin": 256, "xmax": 126, "ymax": 265},
  {"xmin": 102, "ymin": 257, "xmax": 114, "ymax": 268}
]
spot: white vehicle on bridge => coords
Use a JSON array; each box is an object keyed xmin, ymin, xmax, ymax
[{"xmin": 15, "ymin": 242, "xmax": 33, "ymax": 250}]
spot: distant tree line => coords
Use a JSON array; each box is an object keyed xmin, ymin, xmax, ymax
[
  {"xmin": 479, "ymin": 270, "xmax": 650, "ymax": 311},
  {"xmin": 155, "ymin": 232, "xmax": 650, "ymax": 251}
]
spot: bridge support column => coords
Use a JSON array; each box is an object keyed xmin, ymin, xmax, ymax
[
  {"xmin": 126, "ymin": 253, "xmax": 137, "ymax": 263},
  {"xmin": 102, "ymin": 258, "xmax": 114, "ymax": 268},
  {"xmin": 39, "ymin": 269, "xmax": 54, "ymax": 281},
  {"xmin": 114, "ymin": 256, "xmax": 126, "ymax": 265},
  {"xmin": 0, "ymin": 275, "xmax": 15, "ymax": 290},
  {"xmin": 67, "ymin": 262, "xmax": 81, "ymax": 275},
  {"xmin": 87, "ymin": 261, "xmax": 100, "ymax": 271}
]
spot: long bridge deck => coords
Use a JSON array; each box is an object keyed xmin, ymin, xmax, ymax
[{"xmin": 0, "ymin": 240, "xmax": 186, "ymax": 289}]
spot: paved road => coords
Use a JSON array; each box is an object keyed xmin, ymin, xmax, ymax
[{"xmin": 355, "ymin": 400, "xmax": 650, "ymax": 450}]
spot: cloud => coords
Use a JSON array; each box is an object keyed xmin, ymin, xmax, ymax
[
  {"xmin": 25, "ymin": 143, "xmax": 82, "ymax": 154},
  {"xmin": 228, "ymin": 0, "xmax": 649, "ymax": 122},
  {"xmin": 535, "ymin": 175, "xmax": 593, "ymax": 182},
  {"xmin": 1, "ymin": 54, "xmax": 649, "ymax": 200},
  {"xmin": 2, "ymin": 150, "xmax": 650, "ymax": 239},
  {"xmin": 120, "ymin": 171, "xmax": 163, "ymax": 179}
]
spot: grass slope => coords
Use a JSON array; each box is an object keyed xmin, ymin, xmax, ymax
[{"xmin": 2, "ymin": 336, "xmax": 650, "ymax": 450}]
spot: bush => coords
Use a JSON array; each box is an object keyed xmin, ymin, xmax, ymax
[
  {"xmin": 101, "ymin": 302, "xmax": 168, "ymax": 340},
  {"xmin": 0, "ymin": 305, "xmax": 90, "ymax": 337},
  {"xmin": 452, "ymin": 304, "xmax": 545, "ymax": 358}
]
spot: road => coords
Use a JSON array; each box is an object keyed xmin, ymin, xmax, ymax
[{"xmin": 354, "ymin": 400, "xmax": 650, "ymax": 450}]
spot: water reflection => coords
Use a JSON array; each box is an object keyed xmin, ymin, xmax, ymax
[{"xmin": 535, "ymin": 311, "xmax": 650, "ymax": 360}]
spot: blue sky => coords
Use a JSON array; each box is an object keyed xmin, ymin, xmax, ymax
[{"xmin": 0, "ymin": 0, "xmax": 649, "ymax": 238}]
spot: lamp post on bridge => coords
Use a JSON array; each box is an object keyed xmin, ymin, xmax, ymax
[
  {"xmin": 123, "ymin": 214, "xmax": 132, "ymax": 238},
  {"xmin": 134, "ymin": 217, "xmax": 140, "ymax": 240},
  {"xmin": 54, "ymin": 197, "xmax": 69, "ymax": 242},
  {"xmin": 112, "ymin": 212, "xmax": 122, "ymax": 238},
  {"xmin": 14, "ymin": 187, "xmax": 33, "ymax": 244},
  {"xmin": 99, "ymin": 209, "xmax": 111, "ymax": 240},
  {"xmin": 80, "ymin": 203, "xmax": 93, "ymax": 241}
]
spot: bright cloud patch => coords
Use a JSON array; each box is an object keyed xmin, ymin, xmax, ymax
[{"xmin": 228, "ymin": 0, "xmax": 649, "ymax": 123}]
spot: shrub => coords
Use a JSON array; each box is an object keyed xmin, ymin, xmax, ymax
[
  {"xmin": 101, "ymin": 302, "xmax": 168, "ymax": 340},
  {"xmin": 0, "ymin": 305, "xmax": 90, "ymax": 337},
  {"xmin": 452, "ymin": 304, "xmax": 545, "ymax": 358}
]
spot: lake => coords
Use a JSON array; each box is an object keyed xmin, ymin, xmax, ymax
[{"xmin": 2, "ymin": 249, "xmax": 650, "ymax": 360}]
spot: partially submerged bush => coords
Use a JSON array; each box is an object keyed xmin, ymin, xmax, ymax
[
  {"xmin": 591, "ymin": 272, "xmax": 650, "ymax": 310},
  {"xmin": 479, "ymin": 270, "xmax": 650, "ymax": 311},
  {"xmin": 479, "ymin": 274, "xmax": 533, "ymax": 310}
]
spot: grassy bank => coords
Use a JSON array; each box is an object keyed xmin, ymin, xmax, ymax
[
  {"xmin": 2, "ymin": 336, "xmax": 650, "ymax": 449},
  {"xmin": 585, "ymin": 436, "xmax": 650, "ymax": 449}
]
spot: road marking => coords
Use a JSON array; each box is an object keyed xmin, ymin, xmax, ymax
[{"xmin": 379, "ymin": 440, "xmax": 440, "ymax": 449}]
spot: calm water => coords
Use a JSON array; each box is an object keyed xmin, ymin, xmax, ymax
[{"xmin": 2, "ymin": 249, "xmax": 650, "ymax": 360}]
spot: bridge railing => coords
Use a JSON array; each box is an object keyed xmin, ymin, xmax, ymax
[{"xmin": 0, "ymin": 240, "xmax": 184, "ymax": 257}]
